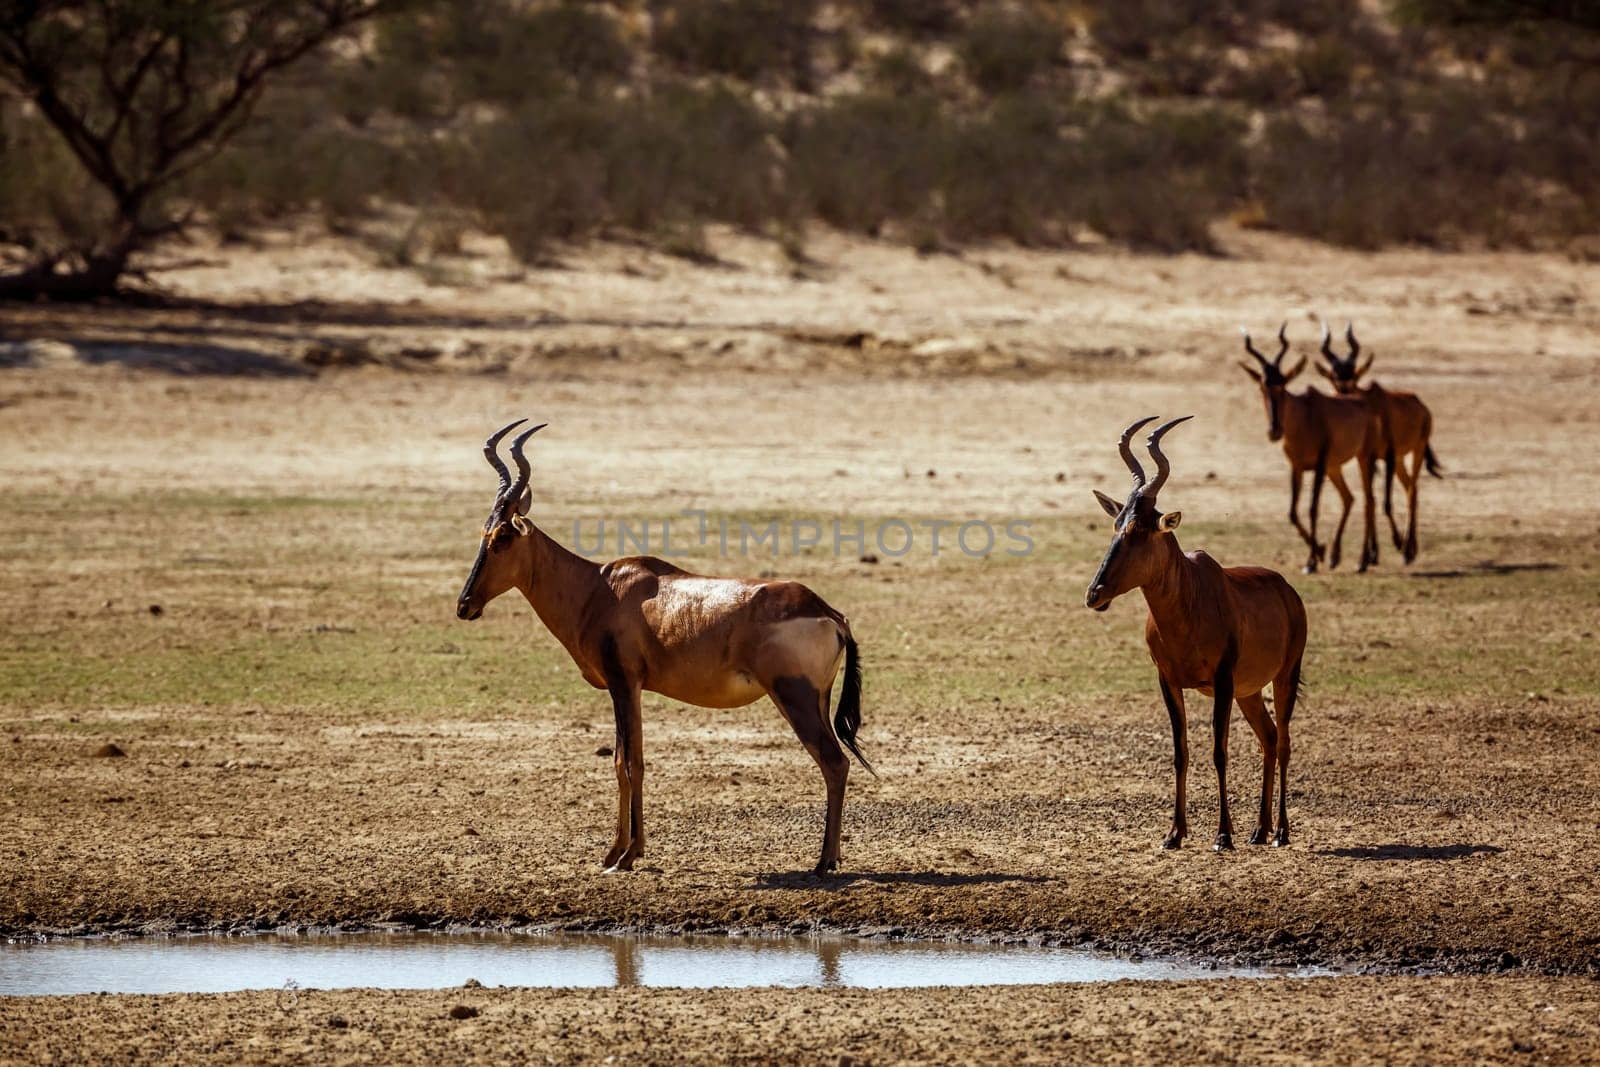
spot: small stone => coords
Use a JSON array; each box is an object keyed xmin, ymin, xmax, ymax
[
  {"xmin": 92, "ymin": 743, "xmax": 126, "ymax": 759},
  {"xmin": 448, "ymin": 1004, "xmax": 479, "ymax": 1020},
  {"xmin": 462, "ymin": 978, "xmax": 483, "ymax": 989},
  {"xmin": 148, "ymin": 604, "xmax": 164, "ymax": 616},
  {"xmin": 858, "ymin": 554, "xmax": 879, "ymax": 565},
  {"xmin": 326, "ymin": 1014, "xmax": 349, "ymax": 1029},
  {"xmin": 1054, "ymin": 472, "xmax": 1066, "ymax": 482},
  {"xmin": 595, "ymin": 746, "xmax": 613, "ymax": 757},
  {"xmin": 463, "ymin": 826, "xmax": 480, "ymax": 837}
]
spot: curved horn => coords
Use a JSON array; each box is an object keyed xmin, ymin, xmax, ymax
[
  {"xmin": 1275, "ymin": 321, "xmax": 1289, "ymax": 364},
  {"xmin": 1141, "ymin": 415, "xmax": 1194, "ymax": 500},
  {"xmin": 502, "ymin": 422, "xmax": 548, "ymax": 512},
  {"xmin": 1320, "ymin": 322, "xmax": 1337, "ymax": 362},
  {"xmin": 1239, "ymin": 327, "xmax": 1269, "ymax": 368},
  {"xmin": 1117, "ymin": 416, "xmax": 1159, "ymax": 489},
  {"xmin": 1345, "ymin": 321, "xmax": 1361, "ymax": 361},
  {"xmin": 483, "ymin": 419, "xmax": 526, "ymax": 494}
]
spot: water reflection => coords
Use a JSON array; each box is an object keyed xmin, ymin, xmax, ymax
[{"xmin": 0, "ymin": 931, "xmax": 1329, "ymax": 997}]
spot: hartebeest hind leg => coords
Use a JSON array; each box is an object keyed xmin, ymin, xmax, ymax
[
  {"xmin": 1401, "ymin": 449, "xmax": 1422, "ymax": 564},
  {"xmin": 1157, "ymin": 677, "xmax": 1189, "ymax": 849},
  {"xmin": 1357, "ymin": 452, "xmax": 1379, "ymax": 572},
  {"xmin": 1235, "ymin": 692, "xmax": 1278, "ymax": 845},
  {"xmin": 603, "ymin": 677, "xmax": 645, "ymax": 872},
  {"xmin": 770, "ymin": 676, "xmax": 850, "ymax": 874},
  {"xmin": 1270, "ymin": 657, "xmax": 1302, "ymax": 847},
  {"xmin": 1211, "ymin": 657, "xmax": 1237, "ymax": 852}
]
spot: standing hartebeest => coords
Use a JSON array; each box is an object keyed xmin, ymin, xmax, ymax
[
  {"xmin": 1317, "ymin": 322, "xmax": 1443, "ymax": 564},
  {"xmin": 1239, "ymin": 323, "xmax": 1383, "ymax": 573},
  {"xmin": 1085, "ymin": 416, "xmax": 1307, "ymax": 851},
  {"xmin": 456, "ymin": 420, "xmax": 871, "ymax": 875}
]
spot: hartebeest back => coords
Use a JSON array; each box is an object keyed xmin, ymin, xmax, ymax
[
  {"xmin": 1239, "ymin": 324, "xmax": 1382, "ymax": 573},
  {"xmin": 1086, "ymin": 416, "xmax": 1307, "ymax": 850},
  {"xmin": 1318, "ymin": 323, "xmax": 1443, "ymax": 563},
  {"xmin": 457, "ymin": 420, "xmax": 870, "ymax": 875}
]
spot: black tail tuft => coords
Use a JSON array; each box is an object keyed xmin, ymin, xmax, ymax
[
  {"xmin": 1423, "ymin": 444, "xmax": 1444, "ymax": 478},
  {"xmin": 834, "ymin": 634, "xmax": 873, "ymax": 776}
]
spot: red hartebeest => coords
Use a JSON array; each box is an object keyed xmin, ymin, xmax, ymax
[
  {"xmin": 1317, "ymin": 322, "xmax": 1443, "ymax": 564},
  {"xmin": 1086, "ymin": 416, "xmax": 1307, "ymax": 851},
  {"xmin": 1239, "ymin": 324, "xmax": 1383, "ymax": 573},
  {"xmin": 457, "ymin": 420, "xmax": 871, "ymax": 875}
]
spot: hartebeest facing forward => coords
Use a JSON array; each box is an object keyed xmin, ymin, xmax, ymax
[
  {"xmin": 1317, "ymin": 323, "xmax": 1443, "ymax": 564},
  {"xmin": 457, "ymin": 420, "xmax": 870, "ymax": 875},
  {"xmin": 1239, "ymin": 324, "xmax": 1382, "ymax": 573},
  {"xmin": 1086, "ymin": 416, "xmax": 1307, "ymax": 850}
]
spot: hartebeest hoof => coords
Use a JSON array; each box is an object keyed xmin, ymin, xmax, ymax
[
  {"xmin": 1213, "ymin": 833, "xmax": 1234, "ymax": 852},
  {"xmin": 1273, "ymin": 827, "xmax": 1290, "ymax": 847},
  {"xmin": 1248, "ymin": 826, "xmax": 1270, "ymax": 846},
  {"xmin": 1161, "ymin": 831, "xmax": 1184, "ymax": 850},
  {"xmin": 1404, "ymin": 540, "xmax": 1418, "ymax": 565},
  {"xmin": 813, "ymin": 859, "xmax": 839, "ymax": 876}
]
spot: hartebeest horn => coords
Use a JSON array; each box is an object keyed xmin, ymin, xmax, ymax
[
  {"xmin": 1345, "ymin": 322, "xmax": 1361, "ymax": 361},
  {"xmin": 1240, "ymin": 328, "xmax": 1271, "ymax": 370},
  {"xmin": 1118, "ymin": 415, "xmax": 1159, "ymax": 489},
  {"xmin": 1275, "ymin": 322, "xmax": 1289, "ymax": 364},
  {"xmin": 1320, "ymin": 323, "xmax": 1338, "ymax": 364},
  {"xmin": 484, "ymin": 419, "xmax": 527, "ymax": 496},
  {"xmin": 1141, "ymin": 415, "xmax": 1194, "ymax": 500},
  {"xmin": 502, "ymin": 422, "xmax": 548, "ymax": 512}
]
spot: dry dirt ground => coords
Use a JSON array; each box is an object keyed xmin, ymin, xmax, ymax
[{"xmin": 2, "ymin": 225, "xmax": 1598, "ymax": 1062}]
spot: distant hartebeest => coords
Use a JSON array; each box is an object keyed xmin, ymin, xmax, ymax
[
  {"xmin": 1317, "ymin": 323, "xmax": 1442, "ymax": 564},
  {"xmin": 1239, "ymin": 324, "xmax": 1382, "ymax": 573},
  {"xmin": 1086, "ymin": 416, "xmax": 1307, "ymax": 850},
  {"xmin": 457, "ymin": 420, "xmax": 870, "ymax": 875}
]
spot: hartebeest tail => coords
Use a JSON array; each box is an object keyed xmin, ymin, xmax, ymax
[
  {"xmin": 1087, "ymin": 416, "xmax": 1308, "ymax": 851},
  {"xmin": 834, "ymin": 633, "xmax": 872, "ymax": 774},
  {"xmin": 1318, "ymin": 322, "xmax": 1442, "ymax": 562},
  {"xmin": 458, "ymin": 419, "xmax": 869, "ymax": 875}
]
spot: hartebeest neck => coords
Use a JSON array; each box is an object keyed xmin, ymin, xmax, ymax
[
  {"xmin": 1136, "ymin": 534, "xmax": 1203, "ymax": 639},
  {"xmin": 515, "ymin": 521, "xmax": 605, "ymax": 653}
]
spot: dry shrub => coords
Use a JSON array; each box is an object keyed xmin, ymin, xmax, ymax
[
  {"xmin": 653, "ymin": 0, "xmax": 818, "ymax": 86},
  {"xmin": 785, "ymin": 93, "xmax": 945, "ymax": 234},
  {"xmin": 957, "ymin": 5, "xmax": 1065, "ymax": 94},
  {"xmin": 464, "ymin": 88, "xmax": 784, "ymax": 260},
  {"xmin": 1253, "ymin": 88, "xmax": 1586, "ymax": 248}
]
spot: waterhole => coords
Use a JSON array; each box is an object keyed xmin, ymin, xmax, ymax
[{"xmin": 0, "ymin": 931, "xmax": 1330, "ymax": 996}]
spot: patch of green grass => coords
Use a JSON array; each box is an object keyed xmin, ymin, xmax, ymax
[{"xmin": 1, "ymin": 494, "xmax": 1593, "ymax": 720}]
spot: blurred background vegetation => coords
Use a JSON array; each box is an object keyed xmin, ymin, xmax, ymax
[{"xmin": 2, "ymin": 0, "xmax": 1598, "ymax": 298}]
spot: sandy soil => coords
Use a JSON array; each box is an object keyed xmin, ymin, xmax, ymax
[
  {"xmin": 2, "ymin": 226, "xmax": 1599, "ymax": 1060},
  {"xmin": 4, "ymin": 977, "xmax": 1599, "ymax": 1064}
]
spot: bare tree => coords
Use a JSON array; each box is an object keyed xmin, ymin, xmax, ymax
[{"xmin": 0, "ymin": 0, "xmax": 397, "ymax": 300}]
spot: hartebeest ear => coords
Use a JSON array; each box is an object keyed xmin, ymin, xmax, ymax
[
  {"xmin": 1091, "ymin": 489, "xmax": 1122, "ymax": 519},
  {"xmin": 1238, "ymin": 361, "xmax": 1262, "ymax": 383},
  {"xmin": 514, "ymin": 487, "xmax": 532, "ymax": 516},
  {"xmin": 1315, "ymin": 363, "xmax": 1337, "ymax": 383},
  {"xmin": 1283, "ymin": 356, "xmax": 1307, "ymax": 382},
  {"xmin": 1158, "ymin": 510, "xmax": 1182, "ymax": 532},
  {"xmin": 1355, "ymin": 354, "xmax": 1374, "ymax": 379}
]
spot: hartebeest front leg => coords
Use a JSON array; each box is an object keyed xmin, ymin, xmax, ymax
[
  {"xmin": 1211, "ymin": 658, "xmax": 1236, "ymax": 852},
  {"xmin": 1235, "ymin": 692, "xmax": 1277, "ymax": 845},
  {"xmin": 1157, "ymin": 676, "xmax": 1188, "ymax": 849},
  {"xmin": 1304, "ymin": 452, "xmax": 1328, "ymax": 575},
  {"xmin": 1287, "ymin": 466, "xmax": 1323, "ymax": 574},
  {"xmin": 603, "ymin": 677, "xmax": 644, "ymax": 872},
  {"xmin": 1324, "ymin": 465, "xmax": 1355, "ymax": 571}
]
